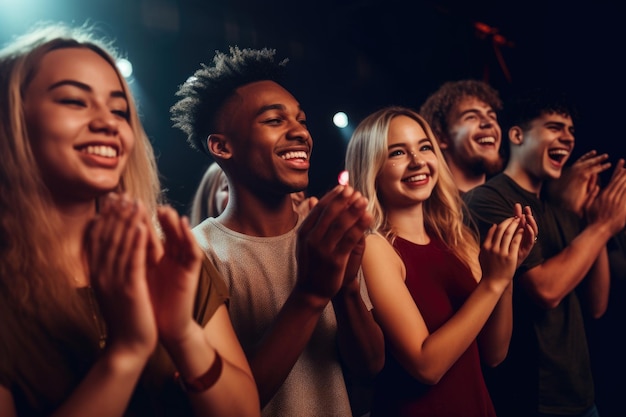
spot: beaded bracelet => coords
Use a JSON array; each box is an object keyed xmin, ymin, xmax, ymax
[{"xmin": 175, "ymin": 352, "xmax": 223, "ymax": 393}]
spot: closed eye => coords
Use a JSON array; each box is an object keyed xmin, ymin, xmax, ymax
[
  {"xmin": 112, "ymin": 109, "xmax": 130, "ymax": 120},
  {"xmin": 59, "ymin": 98, "xmax": 86, "ymax": 107},
  {"xmin": 263, "ymin": 118, "xmax": 283, "ymax": 125}
]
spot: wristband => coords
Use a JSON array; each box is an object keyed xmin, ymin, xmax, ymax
[{"xmin": 175, "ymin": 352, "xmax": 223, "ymax": 393}]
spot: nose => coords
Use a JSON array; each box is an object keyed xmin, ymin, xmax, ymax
[
  {"xmin": 90, "ymin": 107, "xmax": 119, "ymax": 135},
  {"xmin": 479, "ymin": 116, "xmax": 493, "ymax": 129},
  {"xmin": 560, "ymin": 128, "xmax": 575, "ymax": 145},
  {"xmin": 286, "ymin": 119, "xmax": 311, "ymax": 143},
  {"xmin": 409, "ymin": 151, "xmax": 425, "ymax": 168}
]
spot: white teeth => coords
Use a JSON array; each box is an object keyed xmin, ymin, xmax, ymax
[
  {"xmin": 281, "ymin": 151, "xmax": 308, "ymax": 160},
  {"xmin": 477, "ymin": 137, "xmax": 496, "ymax": 144},
  {"xmin": 549, "ymin": 149, "xmax": 569, "ymax": 156},
  {"xmin": 405, "ymin": 174, "xmax": 427, "ymax": 182},
  {"xmin": 84, "ymin": 145, "xmax": 117, "ymax": 158}
]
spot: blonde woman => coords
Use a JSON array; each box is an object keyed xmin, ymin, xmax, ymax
[
  {"xmin": 0, "ymin": 23, "xmax": 259, "ymax": 417},
  {"xmin": 345, "ymin": 106, "xmax": 537, "ymax": 416}
]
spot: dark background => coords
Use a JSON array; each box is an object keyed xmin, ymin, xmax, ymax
[
  {"xmin": 1, "ymin": 0, "xmax": 624, "ymax": 214},
  {"xmin": 1, "ymin": 1, "xmax": 624, "ymax": 414}
]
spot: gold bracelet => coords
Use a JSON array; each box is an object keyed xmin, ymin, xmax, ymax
[{"xmin": 174, "ymin": 352, "xmax": 223, "ymax": 393}]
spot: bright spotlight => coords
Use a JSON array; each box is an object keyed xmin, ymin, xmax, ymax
[
  {"xmin": 116, "ymin": 58, "xmax": 133, "ymax": 78},
  {"xmin": 333, "ymin": 111, "xmax": 349, "ymax": 128}
]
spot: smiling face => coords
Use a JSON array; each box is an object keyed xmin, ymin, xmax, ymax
[
  {"xmin": 443, "ymin": 96, "xmax": 502, "ymax": 176},
  {"xmin": 376, "ymin": 115, "xmax": 439, "ymax": 209},
  {"xmin": 23, "ymin": 47, "xmax": 133, "ymax": 202},
  {"xmin": 515, "ymin": 111, "xmax": 575, "ymax": 183},
  {"xmin": 218, "ymin": 80, "xmax": 312, "ymax": 196}
]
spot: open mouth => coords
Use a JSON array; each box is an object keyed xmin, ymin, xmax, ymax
[
  {"xmin": 403, "ymin": 174, "xmax": 427, "ymax": 183},
  {"xmin": 548, "ymin": 149, "xmax": 569, "ymax": 164},
  {"xmin": 476, "ymin": 136, "xmax": 496, "ymax": 145},
  {"xmin": 280, "ymin": 150, "xmax": 308, "ymax": 161},
  {"xmin": 79, "ymin": 145, "xmax": 119, "ymax": 158}
]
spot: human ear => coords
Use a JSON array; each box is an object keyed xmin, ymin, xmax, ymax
[
  {"xmin": 509, "ymin": 126, "xmax": 524, "ymax": 145},
  {"xmin": 208, "ymin": 134, "xmax": 232, "ymax": 160}
]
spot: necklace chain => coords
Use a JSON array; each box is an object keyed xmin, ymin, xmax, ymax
[{"xmin": 85, "ymin": 286, "xmax": 107, "ymax": 349}]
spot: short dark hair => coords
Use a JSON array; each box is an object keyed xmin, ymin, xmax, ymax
[
  {"xmin": 419, "ymin": 79, "xmax": 502, "ymax": 140},
  {"xmin": 502, "ymin": 87, "xmax": 579, "ymax": 132},
  {"xmin": 170, "ymin": 46, "xmax": 289, "ymax": 154}
]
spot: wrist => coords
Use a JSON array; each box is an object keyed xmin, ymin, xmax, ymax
[
  {"xmin": 175, "ymin": 351, "xmax": 223, "ymax": 394},
  {"xmin": 292, "ymin": 286, "xmax": 330, "ymax": 312}
]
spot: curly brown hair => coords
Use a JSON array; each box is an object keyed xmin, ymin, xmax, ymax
[{"xmin": 419, "ymin": 79, "xmax": 502, "ymax": 141}]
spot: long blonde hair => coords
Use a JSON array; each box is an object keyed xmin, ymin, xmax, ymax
[
  {"xmin": 345, "ymin": 106, "xmax": 479, "ymax": 270},
  {"xmin": 0, "ymin": 23, "xmax": 161, "ymax": 397}
]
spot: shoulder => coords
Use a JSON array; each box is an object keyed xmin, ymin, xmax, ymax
[
  {"xmin": 194, "ymin": 256, "xmax": 230, "ymax": 326},
  {"xmin": 363, "ymin": 234, "xmax": 404, "ymax": 276},
  {"xmin": 365, "ymin": 233, "xmax": 396, "ymax": 255}
]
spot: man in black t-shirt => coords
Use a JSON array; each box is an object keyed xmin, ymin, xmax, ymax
[{"xmin": 463, "ymin": 88, "xmax": 626, "ymax": 417}]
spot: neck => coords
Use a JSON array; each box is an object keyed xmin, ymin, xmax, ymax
[
  {"xmin": 218, "ymin": 187, "xmax": 299, "ymax": 237},
  {"xmin": 386, "ymin": 204, "xmax": 429, "ymax": 244},
  {"xmin": 445, "ymin": 159, "xmax": 487, "ymax": 192},
  {"xmin": 52, "ymin": 197, "xmax": 97, "ymax": 287},
  {"xmin": 503, "ymin": 162, "xmax": 542, "ymax": 196}
]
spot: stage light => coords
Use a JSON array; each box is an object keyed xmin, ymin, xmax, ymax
[
  {"xmin": 333, "ymin": 111, "xmax": 349, "ymax": 128},
  {"xmin": 116, "ymin": 58, "xmax": 133, "ymax": 78}
]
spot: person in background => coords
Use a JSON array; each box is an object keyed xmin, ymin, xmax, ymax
[
  {"xmin": 420, "ymin": 79, "xmax": 503, "ymax": 192},
  {"xmin": 190, "ymin": 161, "xmax": 308, "ymax": 227},
  {"xmin": 0, "ymin": 23, "xmax": 259, "ymax": 417},
  {"xmin": 190, "ymin": 161, "xmax": 229, "ymax": 226}
]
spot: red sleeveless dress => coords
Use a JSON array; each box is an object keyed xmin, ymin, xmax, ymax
[{"xmin": 371, "ymin": 236, "xmax": 497, "ymax": 417}]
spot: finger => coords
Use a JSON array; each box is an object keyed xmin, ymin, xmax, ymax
[
  {"xmin": 298, "ymin": 186, "xmax": 344, "ymax": 237},
  {"xmin": 126, "ymin": 221, "xmax": 148, "ymax": 285},
  {"xmin": 158, "ymin": 206, "xmax": 185, "ymax": 258},
  {"xmin": 482, "ymin": 224, "xmax": 498, "ymax": 251},
  {"xmin": 574, "ymin": 150, "xmax": 597, "ymax": 164},
  {"xmin": 323, "ymin": 192, "xmax": 369, "ymax": 255},
  {"xmin": 496, "ymin": 217, "xmax": 522, "ymax": 252},
  {"xmin": 142, "ymin": 207, "xmax": 164, "ymax": 263},
  {"xmin": 180, "ymin": 215, "xmax": 204, "ymax": 263},
  {"xmin": 524, "ymin": 206, "xmax": 539, "ymax": 237},
  {"xmin": 116, "ymin": 201, "xmax": 146, "ymax": 284},
  {"xmin": 608, "ymin": 159, "xmax": 626, "ymax": 183},
  {"xmin": 306, "ymin": 186, "xmax": 358, "ymax": 248},
  {"xmin": 578, "ymin": 152, "xmax": 608, "ymax": 169}
]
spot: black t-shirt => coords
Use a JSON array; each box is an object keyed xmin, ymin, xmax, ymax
[{"xmin": 463, "ymin": 173, "xmax": 594, "ymax": 417}]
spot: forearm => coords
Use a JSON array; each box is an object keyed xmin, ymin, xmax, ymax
[
  {"xmin": 584, "ymin": 246, "xmax": 610, "ymax": 319},
  {"xmin": 525, "ymin": 224, "xmax": 612, "ymax": 308},
  {"xmin": 332, "ymin": 280, "xmax": 384, "ymax": 377},
  {"xmin": 164, "ymin": 324, "xmax": 260, "ymax": 417},
  {"xmin": 49, "ymin": 346, "xmax": 149, "ymax": 417},
  {"xmin": 413, "ymin": 280, "xmax": 505, "ymax": 384},
  {"xmin": 478, "ymin": 282, "xmax": 513, "ymax": 367},
  {"xmin": 248, "ymin": 289, "xmax": 327, "ymax": 407}
]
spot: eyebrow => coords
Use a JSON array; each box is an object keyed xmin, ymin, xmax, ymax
[
  {"xmin": 47, "ymin": 79, "xmax": 127, "ymax": 100},
  {"xmin": 388, "ymin": 137, "xmax": 431, "ymax": 149},
  {"xmin": 255, "ymin": 103, "xmax": 304, "ymax": 116},
  {"xmin": 545, "ymin": 121, "xmax": 575, "ymax": 131},
  {"xmin": 459, "ymin": 107, "xmax": 496, "ymax": 117}
]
